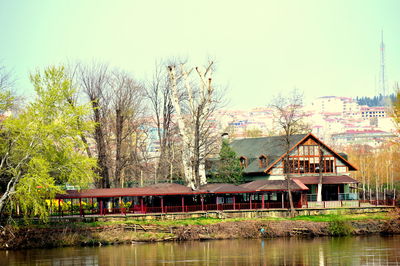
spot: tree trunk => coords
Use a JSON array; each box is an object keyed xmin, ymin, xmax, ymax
[
  {"xmin": 284, "ymin": 151, "xmax": 295, "ymax": 215},
  {"xmin": 115, "ymin": 108, "xmax": 123, "ymax": 187},
  {"xmin": 0, "ymin": 176, "xmax": 17, "ymax": 217},
  {"xmin": 168, "ymin": 66, "xmax": 197, "ymax": 189},
  {"xmin": 317, "ymin": 147, "xmax": 324, "ymax": 202},
  {"xmin": 92, "ymin": 100, "xmax": 110, "ymax": 188}
]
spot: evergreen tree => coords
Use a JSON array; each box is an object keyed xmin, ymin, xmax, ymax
[{"xmin": 214, "ymin": 139, "xmax": 243, "ymax": 184}]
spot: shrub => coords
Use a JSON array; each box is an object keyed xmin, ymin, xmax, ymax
[{"xmin": 328, "ymin": 217, "xmax": 353, "ymax": 236}]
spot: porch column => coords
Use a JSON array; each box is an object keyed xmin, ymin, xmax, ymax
[
  {"xmin": 338, "ymin": 185, "xmax": 340, "ymax": 200},
  {"xmin": 201, "ymin": 196, "xmax": 204, "ymax": 211},
  {"xmin": 91, "ymin": 198, "xmax": 94, "ymax": 215},
  {"xmin": 58, "ymin": 199, "xmax": 61, "ymax": 217},
  {"xmin": 100, "ymin": 200, "xmax": 103, "ymax": 215},
  {"xmin": 79, "ymin": 198, "xmax": 82, "ymax": 217},
  {"xmin": 281, "ymin": 192, "xmax": 284, "ymax": 209},
  {"xmin": 233, "ymin": 195, "xmax": 236, "ymax": 210},
  {"xmin": 70, "ymin": 199, "xmax": 73, "ymax": 216},
  {"xmin": 261, "ymin": 193, "xmax": 265, "ymax": 209},
  {"xmin": 250, "ymin": 194, "xmax": 252, "ymax": 209},
  {"xmin": 161, "ymin": 197, "xmax": 164, "ymax": 213},
  {"xmin": 181, "ymin": 196, "xmax": 185, "ymax": 212},
  {"xmin": 140, "ymin": 197, "xmax": 144, "ymax": 213},
  {"xmin": 120, "ymin": 197, "xmax": 123, "ymax": 214}
]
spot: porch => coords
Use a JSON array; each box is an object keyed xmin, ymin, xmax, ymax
[{"xmin": 50, "ymin": 197, "xmax": 396, "ymax": 218}]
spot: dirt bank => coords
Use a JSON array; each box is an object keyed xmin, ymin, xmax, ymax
[{"xmin": 1, "ymin": 216, "xmax": 400, "ymax": 250}]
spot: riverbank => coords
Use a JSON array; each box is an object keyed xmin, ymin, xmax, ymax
[{"xmin": 1, "ymin": 210, "xmax": 399, "ymax": 250}]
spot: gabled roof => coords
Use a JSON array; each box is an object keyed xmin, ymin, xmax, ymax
[
  {"xmin": 230, "ymin": 133, "xmax": 357, "ymax": 174},
  {"xmin": 230, "ymin": 134, "xmax": 307, "ymax": 173}
]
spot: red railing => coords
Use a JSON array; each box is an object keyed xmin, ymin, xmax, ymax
[{"xmin": 57, "ymin": 198, "xmax": 396, "ymax": 217}]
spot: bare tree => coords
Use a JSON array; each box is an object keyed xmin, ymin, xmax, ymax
[
  {"xmin": 271, "ymin": 90, "xmax": 307, "ymax": 214},
  {"xmin": 110, "ymin": 70, "xmax": 146, "ymax": 187},
  {"xmin": 167, "ymin": 61, "xmax": 221, "ymax": 189},
  {"xmin": 0, "ymin": 65, "xmax": 16, "ymax": 113},
  {"xmin": 145, "ymin": 61, "xmax": 175, "ymax": 181},
  {"xmin": 78, "ymin": 62, "xmax": 112, "ymax": 188}
]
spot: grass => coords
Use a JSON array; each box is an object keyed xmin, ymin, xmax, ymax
[
  {"xmin": 10, "ymin": 211, "xmax": 392, "ymax": 230},
  {"xmin": 290, "ymin": 212, "xmax": 391, "ymax": 222},
  {"xmin": 65, "ymin": 212, "xmax": 390, "ymax": 228}
]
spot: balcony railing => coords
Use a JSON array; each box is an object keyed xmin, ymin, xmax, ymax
[
  {"xmin": 307, "ymin": 194, "xmax": 317, "ymax": 202},
  {"xmin": 338, "ymin": 193, "xmax": 358, "ymax": 200},
  {"xmin": 307, "ymin": 193, "xmax": 358, "ymax": 201}
]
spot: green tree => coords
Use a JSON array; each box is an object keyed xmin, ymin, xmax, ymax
[
  {"xmin": 214, "ymin": 139, "xmax": 243, "ymax": 184},
  {"xmin": 0, "ymin": 66, "xmax": 97, "ymax": 221}
]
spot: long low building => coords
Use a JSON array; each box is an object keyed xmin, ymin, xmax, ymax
[{"xmin": 55, "ymin": 175, "xmax": 361, "ymax": 216}]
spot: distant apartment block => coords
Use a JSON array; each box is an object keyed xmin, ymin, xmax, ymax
[
  {"xmin": 310, "ymin": 96, "xmax": 360, "ymax": 117},
  {"xmin": 360, "ymin": 106, "xmax": 387, "ymax": 118},
  {"xmin": 331, "ymin": 130, "xmax": 395, "ymax": 146}
]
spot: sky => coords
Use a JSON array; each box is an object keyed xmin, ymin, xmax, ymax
[{"xmin": 0, "ymin": 0, "xmax": 399, "ymax": 109}]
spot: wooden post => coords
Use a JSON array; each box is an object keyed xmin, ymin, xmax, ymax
[
  {"xmin": 233, "ymin": 195, "xmax": 236, "ymax": 210},
  {"xmin": 140, "ymin": 197, "xmax": 144, "ymax": 213},
  {"xmin": 79, "ymin": 198, "xmax": 82, "ymax": 217},
  {"xmin": 201, "ymin": 196, "xmax": 204, "ymax": 211},
  {"xmin": 338, "ymin": 185, "xmax": 340, "ymax": 200},
  {"xmin": 262, "ymin": 193, "xmax": 265, "ymax": 209},
  {"xmin": 70, "ymin": 198, "xmax": 73, "ymax": 216},
  {"xmin": 100, "ymin": 200, "xmax": 103, "ymax": 215},
  {"xmin": 250, "ymin": 194, "xmax": 252, "ymax": 209},
  {"xmin": 181, "ymin": 196, "xmax": 185, "ymax": 212},
  {"xmin": 384, "ymin": 188, "xmax": 386, "ymax": 202},
  {"xmin": 161, "ymin": 197, "xmax": 164, "ymax": 213},
  {"xmin": 91, "ymin": 198, "xmax": 94, "ymax": 215},
  {"xmin": 120, "ymin": 197, "xmax": 123, "ymax": 214},
  {"xmin": 58, "ymin": 199, "xmax": 61, "ymax": 217},
  {"xmin": 393, "ymin": 189, "xmax": 396, "ymax": 206},
  {"xmin": 281, "ymin": 193, "xmax": 284, "ymax": 209}
]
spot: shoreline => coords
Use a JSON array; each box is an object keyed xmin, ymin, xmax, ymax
[{"xmin": 1, "ymin": 211, "xmax": 399, "ymax": 250}]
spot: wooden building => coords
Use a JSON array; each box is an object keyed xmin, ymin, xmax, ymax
[{"xmin": 229, "ymin": 132, "xmax": 359, "ymax": 203}]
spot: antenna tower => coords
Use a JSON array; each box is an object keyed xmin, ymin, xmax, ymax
[{"xmin": 380, "ymin": 30, "xmax": 386, "ymax": 97}]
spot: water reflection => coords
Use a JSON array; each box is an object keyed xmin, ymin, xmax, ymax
[{"xmin": 1, "ymin": 235, "xmax": 400, "ymax": 265}]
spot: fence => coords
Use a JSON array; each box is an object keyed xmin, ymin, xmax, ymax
[{"xmin": 49, "ymin": 198, "xmax": 395, "ymax": 217}]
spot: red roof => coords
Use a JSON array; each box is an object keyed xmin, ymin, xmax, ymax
[
  {"xmin": 200, "ymin": 183, "xmax": 252, "ymax": 193},
  {"xmin": 56, "ymin": 183, "xmax": 201, "ymax": 199},
  {"xmin": 295, "ymin": 175, "xmax": 359, "ymax": 185},
  {"xmin": 240, "ymin": 179, "xmax": 309, "ymax": 191}
]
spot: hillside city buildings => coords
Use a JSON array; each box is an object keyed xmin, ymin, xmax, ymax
[{"xmin": 209, "ymin": 96, "xmax": 396, "ymax": 148}]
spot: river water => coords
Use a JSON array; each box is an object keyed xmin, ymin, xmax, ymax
[{"xmin": 1, "ymin": 235, "xmax": 400, "ymax": 265}]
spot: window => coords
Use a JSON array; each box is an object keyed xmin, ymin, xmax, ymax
[
  {"xmin": 259, "ymin": 155, "xmax": 268, "ymax": 168},
  {"xmin": 239, "ymin": 156, "xmax": 248, "ymax": 167},
  {"xmin": 283, "ymin": 144, "xmax": 335, "ymax": 174}
]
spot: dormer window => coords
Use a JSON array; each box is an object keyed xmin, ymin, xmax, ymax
[
  {"xmin": 239, "ymin": 156, "xmax": 248, "ymax": 167},
  {"xmin": 259, "ymin": 155, "xmax": 268, "ymax": 168}
]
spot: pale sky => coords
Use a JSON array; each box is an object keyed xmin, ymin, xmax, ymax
[{"xmin": 1, "ymin": 0, "xmax": 399, "ymax": 109}]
